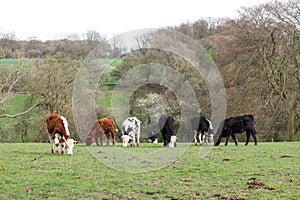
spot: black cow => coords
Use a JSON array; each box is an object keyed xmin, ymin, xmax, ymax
[
  {"xmin": 214, "ymin": 114, "xmax": 257, "ymax": 146},
  {"xmin": 159, "ymin": 114, "xmax": 176, "ymax": 147},
  {"xmin": 191, "ymin": 116, "xmax": 214, "ymax": 145}
]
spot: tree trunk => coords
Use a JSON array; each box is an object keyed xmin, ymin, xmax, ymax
[{"xmin": 288, "ymin": 109, "xmax": 295, "ymax": 141}]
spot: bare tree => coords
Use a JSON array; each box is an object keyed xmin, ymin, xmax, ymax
[
  {"xmin": 0, "ymin": 32, "xmax": 19, "ymax": 58},
  {"xmin": 0, "ymin": 70, "xmax": 42, "ymax": 118},
  {"xmin": 228, "ymin": 0, "xmax": 300, "ymax": 140}
]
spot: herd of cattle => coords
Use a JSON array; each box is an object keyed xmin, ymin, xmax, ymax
[{"xmin": 46, "ymin": 112, "xmax": 257, "ymax": 155}]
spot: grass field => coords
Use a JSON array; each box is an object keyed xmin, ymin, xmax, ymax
[{"xmin": 0, "ymin": 142, "xmax": 299, "ymax": 199}]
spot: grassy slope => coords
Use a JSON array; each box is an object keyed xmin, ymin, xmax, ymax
[{"xmin": 0, "ymin": 142, "xmax": 299, "ymax": 199}]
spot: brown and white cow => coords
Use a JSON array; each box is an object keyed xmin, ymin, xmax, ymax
[
  {"xmin": 46, "ymin": 113, "xmax": 78, "ymax": 155},
  {"xmin": 85, "ymin": 117, "xmax": 118, "ymax": 146}
]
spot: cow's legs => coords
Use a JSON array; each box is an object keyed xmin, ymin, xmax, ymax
[
  {"xmin": 61, "ymin": 142, "xmax": 65, "ymax": 154},
  {"xmin": 204, "ymin": 131, "xmax": 208, "ymax": 145},
  {"xmin": 194, "ymin": 131, "xmax": 198, "ymax": 145},
  {"xmin": 95, "ymin": 131, "xmax": 104, "ymax": 146},
  {"xmin": 95, "ymin": 131, "xmax": 100, "ymax": 146},
  {"xmin": 132, "ymin": 135, "xmax": 136, "ymax": 146},
  {"xmin": 162, "ymin": 133, "xmax": 167, "ymax": 147},
  {"xmin": 100, "ymin": 132, "xmax": 103, "ymax": 145},
  {"xmin": 200, "ymin": 131, "xmax": 205, "ymax": 145},
  {"xmin": 251, "ymin": 128, "xmax": 258, "ymax": 145},
  {"xmin": 111, "ymin": 132, "xmax": 115, "ymax": 146},
  {"xmin": 214, "ymin": 137, "xmax": 221, "ymax": 146},
  {"xmin": 53, "ymin": 134, "xmax": 60, "ymax": 154},
  {"xmin": 49, "ymin": 135, "xmax": 55, "ymax": 154},
  {"xmin": 105, "ymin": 133, "xmax": 110, "ymax": 146},
  {"xmin": 225, "ymin": 134, "xmax": 230, "ymax": 146},
  {"xmin": 210, "ymin": 134, "xmax": 214, "ymax": 145},
  {"xmin": 136, "ymin": 134, "xmax": 140, "ymax": 147},
  {"xmin": 231, "ymin": 133, "xmax": 238, "ymax": 146},
  {"xmin": 245, "ymin": 131, "xmax": 251, "ymax": 145},
  {"xmin": 198, "ymin": 133, "xmax": 202, "ymax": 145}
]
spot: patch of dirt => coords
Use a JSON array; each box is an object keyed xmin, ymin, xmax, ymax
[
  {"xmin": 248, "ymin": 178, "xmax": 264, "ymax": 190},
  {"xmin": 247, "ymin": 178, "xmax": 275, "ymax": 191},
  {"xmin": 280, "ymin": 155, "xmax": 293, "ymax": 158},
  {"xmin": 213, "ymin": 194, "xmax": 245, "ymax": 200},
  {"xmin": 222, "ymin": 158, "xmax": 230, "ymax": 161},
  {"xmin": 145, "ymin": 191, "xmax": 155, "ymax": 195},
  {"xmin": 32, "ymin": 156, "xmax": 43, "ymax": 161}
]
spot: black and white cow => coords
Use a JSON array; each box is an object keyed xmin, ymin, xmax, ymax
[
  {"xmin": 148, "ymin": 131, "xmax": 159, "ymax": 143},
  {"xmin": 191, "ymin": 116, "xmax": 214, "ymax": 145},
  {"xmin": 121, "ymin": 117, "xmax": 141, "ymax": 147},
  {"xmin": 159, "ymin": 114, "xmax": 176, "ymax": 147},
  {"xmin": 214, "ymin": 114, "xmax": 257, "ymax": 146}
]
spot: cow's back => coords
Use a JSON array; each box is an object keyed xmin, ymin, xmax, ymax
[
  {"xmin": 46, "ymin": 113, "xmax": 61, "ymax": 133},
  {"xmin": 46, "ymin": 113, "xmax": 60, "ymax": 124},
  {"xmin": 227, "ymin": 115, "xmax": 255, "ymax": 132},
  {"xmin": 159, "ymin": 115, "xmax": 174, "ymax": 134},
  {"xmin": 98, "ymin": 117, "xmax": 116, "ymax": 133},
  {"xmin": 46, "ymin": 113, "xmax": 69, "ymax": 139},
  {"xmin": 243, "ymin": 115, "xmax": 255, "ymax": 129}
]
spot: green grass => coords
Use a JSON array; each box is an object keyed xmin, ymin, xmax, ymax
[
  {"xmin": 0, "ymin": 142, "xmax": 299, "ymax": 199},
  {"xmin": 0, "ymin": 58, "xmax": 40, "ymax": 72}
]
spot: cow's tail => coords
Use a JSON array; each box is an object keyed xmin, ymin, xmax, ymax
[
  {"xmin": 108, "ymin": 117, "xmax": 118, "ymax": 132},
  {"xmin": 206, "ymin": 118, "xmax": 213, "ymax": 130}
]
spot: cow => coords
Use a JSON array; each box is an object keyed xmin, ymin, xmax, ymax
[
  {"xmin": 85, "ymin": 117, "xmax": 118, "ymax": 146},
  {"xmin": 46, "ymin": 113, "xmax": 78, "ymax": 155},
  {"xmin": 214, "ymin": 114, "xmax": 258, "ymax": 146},
  {"xmin": 121, "ymin": 117, "xmax": 141, "ymax": 147},
  {"xmin": 148, "ymin": 131, "xmax": 159, "ymax": 143},
  {"xmin": 191, "ymin": 116, "xmax": 214, "ymax": 145},
  {"xmin": 159, "ymin": 114, "xmax": 177, "ymax": 147}
]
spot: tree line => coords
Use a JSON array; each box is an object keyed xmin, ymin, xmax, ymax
[{"xmin": 0, "ymin": 0, "xmax": 299, "ymax": 142}]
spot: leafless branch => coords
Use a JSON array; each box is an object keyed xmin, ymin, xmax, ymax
[{"xmin": 0, "ymin": 102, "xmax": 42, "ymax": 119}]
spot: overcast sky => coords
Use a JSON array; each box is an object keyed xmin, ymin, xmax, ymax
[{"xmin": 0, "ymin": 0, "xmax": 271, "ymax": 41}]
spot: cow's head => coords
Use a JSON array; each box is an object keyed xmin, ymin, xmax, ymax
[
  {"xmin": 121, "ymin": 135, "xmax": 131, "ymax": 147},
  {"xmin": 168, "ymin": 135, "xmax": 177, "ymax": 148},
  {"xmin": 85, "ymin": 134, "xmax": 93, "ymax": 147},
  {"xmin": 65, "ymin": 138, "xmax": 78, "ymax": 155}
]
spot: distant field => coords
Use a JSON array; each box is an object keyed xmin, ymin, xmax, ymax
[
  {"xmin": 0, "ymin": 142, "xmax": 299, "ymax": 199},
  {"xmin": 0, "ymin": 58, "xmax": 41, "ymax": 71},
  {"xmin": 0, "ymin": 58, "xmax": 122, "ymax": 140}
]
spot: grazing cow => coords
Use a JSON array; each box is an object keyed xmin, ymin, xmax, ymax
[
  {"xmin": 214, "ymin": 114, "xmax": 257, "ymax": 146},
  {"xmin": 85, "ymin": 117, "xmax": 118, "ymax": 146},
  {"xmin": 121, "ymin": 117, "xmax": 141, "ymax": 147},
  {"xmin": 148, "ymin": 131, "xmax": 159, "ymax": 143},
  {"xmin": 191, "ymin": 116, "xmax": 214, "ymax": 145},
  {"xmin": 159, "ymin": 114, "xmax": 177, "ymax": 147},
  {"xmin": 46, "ymin": 113, "xmax": 78, "ymax": 155}
]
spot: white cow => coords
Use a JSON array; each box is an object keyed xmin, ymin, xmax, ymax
[{"xmin": 121, "ymin": 117, "xmax": 141, "ymax": 147}]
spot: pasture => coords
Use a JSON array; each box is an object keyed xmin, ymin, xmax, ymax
[{"xmin": 0, "ymin": 142, "xmax": 299, "ymax": 199}]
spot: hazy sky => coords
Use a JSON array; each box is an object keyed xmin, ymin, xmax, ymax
[{"xmin": 0, "ymin": 0, "xmax": 270, "ymax": 41}]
